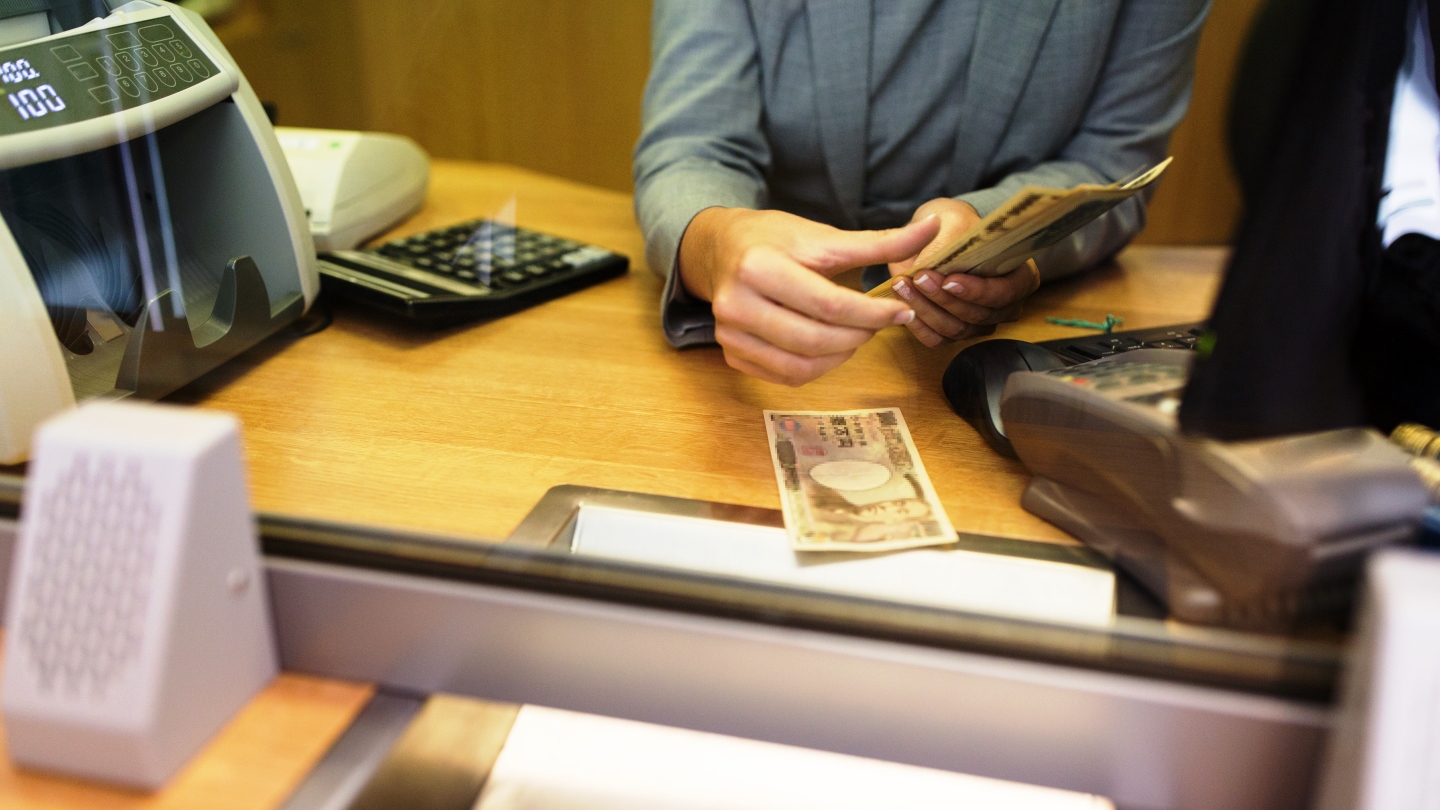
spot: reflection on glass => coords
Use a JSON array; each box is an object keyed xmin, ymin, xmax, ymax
[{"xmin": 15, "ymin": 0, "xmax": 1439, "ymax": 709}]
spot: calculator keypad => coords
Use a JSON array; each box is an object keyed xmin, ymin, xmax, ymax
[{"xmin": 371, "ymin": 220, "xmax": 587, "ymax": 294}]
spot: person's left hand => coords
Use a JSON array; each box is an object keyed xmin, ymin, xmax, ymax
[{"xmin": 887, "ymin": 198, "xmax": 1042, "ymax": 347}]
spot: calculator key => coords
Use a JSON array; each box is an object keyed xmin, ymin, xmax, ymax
[
  {"xmin": 152, "ymin": 66, "xmax": 176, "ymax": 87},
  {"xmin": 414, "ymin": 257, "xmax": 434, "ymax": 269},
  {"xmin": 434, "ymin": 263, "xmax": 454, "ymax": 274},
  {"xmin": 138, "ymin": 47, "xmax": 159, "ymax": 67},
  {"xmin": 456, "ymin": 270, "xmax": 477, "ymax": 280},
  {"xmin": 501, "ymin": 270, "xmax": 528, "ymax": 284}
]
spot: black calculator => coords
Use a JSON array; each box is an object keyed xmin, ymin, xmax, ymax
[{"xmin": 317, "ymin": 219, "xmax": 629, "ymax": 323}]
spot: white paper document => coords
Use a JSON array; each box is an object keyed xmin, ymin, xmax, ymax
[{"xmin": 570, "ymin": 506, "xmax": 1115, "ymax": 627}]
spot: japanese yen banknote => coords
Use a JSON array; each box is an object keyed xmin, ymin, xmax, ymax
[
  {"xmin": 764, "ymin": 409, "xmax": 956, "ymax": 553},
  {"xmin": 869, "ymin": 157, "xmax": 1172, "ymax": 298}
]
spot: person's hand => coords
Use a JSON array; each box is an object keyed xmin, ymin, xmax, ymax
[
  {"xmin": 677, "ymin": 208, "xmax": 939, "ymax": 386},
  {"xmin": 886, "ymin": 198, "xmax": 1042, "ymax": 347}
]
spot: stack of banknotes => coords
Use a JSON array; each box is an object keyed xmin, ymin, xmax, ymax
[
  {"xmin": 764, "ymin": 408, "xmax": 955, "ymax": 552},
  {"xmin": 868, "ymin": 157, "xmax": 1172, "ymax": 298}
]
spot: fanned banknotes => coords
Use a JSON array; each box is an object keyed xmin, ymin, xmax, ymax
[
  {"xmin": 868, "ymin": 157, "xmax": 1172, "ymax": 299},
  {"xmin": 764, "ymin": 408, "xmax": 955, "ymax": 552}
]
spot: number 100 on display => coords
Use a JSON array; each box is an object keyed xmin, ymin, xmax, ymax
[{"xmin": 8, "ymin": 85, "xmax": 65, "ymax": 120}]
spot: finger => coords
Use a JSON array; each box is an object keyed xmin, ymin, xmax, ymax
[
  {"xmin": 891, "ymin": 277, "xmax": 981, "ymax": 342},
  {"xmin": 910, "ymin": 270, "xmax": 999, "ymax": 324},
  {"xmin": 940, "ymin": 261, "xmax": 1041, "ymax": 309},
  {"xmin": 716, "ymin": 325, "xmax": 854, "ymax": 386},
  {"xmin": 724, "ymin": 352, "xmax": 792, "ymax": 386},
  {"xmin": 807, "ymin": 215, "xmax": 941, "ymax": 274},
  {"xmin": 904, "ymin": 314, "xmax": 949, "ymax": 348},
  {"xmin": 722, "ymin": 291, "xmax": 878, "ymax": 357},
  {"xmin": 889, "ymin": 255, "xmax": 918, "ymax": 276},
  {"xmin": 737, "ymin": 250, "xmax": 914, "ymax": 330}
]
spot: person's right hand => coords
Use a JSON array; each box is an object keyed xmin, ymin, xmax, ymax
[{"xmin": 677, "ymin": 208, "xmax": 939, "ymax": 386}]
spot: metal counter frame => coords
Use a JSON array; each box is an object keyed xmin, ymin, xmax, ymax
[{"xmin": 0, "ymin": 476, "xmax": 1334, "ymax": 810}]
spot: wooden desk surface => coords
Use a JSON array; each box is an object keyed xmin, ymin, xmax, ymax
[
  {"xmin": 0, "ymin": 162, "xmax": 1222, "ymax": 807},
  {"xmin": 177, "ymin": 160, "xmax": 1225, "ymax": 546},
  {"xmin": 0, "ymin": 637, "xmax": 372, "ymax": 810}
]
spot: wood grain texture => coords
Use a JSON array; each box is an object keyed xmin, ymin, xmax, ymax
[
  {"xmin": 214, "ymin": 0, "xmax": 1259, "ymax": 243},
  {"xmin": 1136, "ymin": 0, "xmax": 1266, "ymax": 245},
  {"xmin": 352, "ymin": 0, "xmax": 652, "ymax": 193},
  {"xmin": 213, "ymin": 0, "xmax": 370, "ymax": 132},
  {"xmin": 0, "ymin": 646, "xmax": 373, "ymax": 809},
  {"xmin": 171, "ymin": 160, "xmax": 1224, "ymax": 547}
]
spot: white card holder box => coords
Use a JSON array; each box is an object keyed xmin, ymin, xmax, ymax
[{"xmin": 1, "ymin": 401, "xmax": 276, "ymax": 789}]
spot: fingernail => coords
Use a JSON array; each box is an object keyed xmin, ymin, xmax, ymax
[
  {"xmin": 892, "ymin": 279, "xmax": 913, "ymax": 300},
  {"xmin": 942, "ymin": 279, "xmax": 965, "ymax": 295},
  {"xmin": 916, "ymin": 274, "xmax": 938, "ymax": 293},
  {"xmin": 894, "ymin": 308, "xmax": 915, "ymax": 325}
]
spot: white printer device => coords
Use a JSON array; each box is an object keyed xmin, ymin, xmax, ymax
[
  {"xmin": 0, "ymin": 0, "xmax": 319, "ymax": 464},
  {"xmin": 275, "ymin": 127, "xmax": 429, "ymax": 252}
]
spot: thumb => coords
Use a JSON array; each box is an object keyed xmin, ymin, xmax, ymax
[{"xmin": 811, "ymin": 215, "xmax": 941, "ymax": 277}]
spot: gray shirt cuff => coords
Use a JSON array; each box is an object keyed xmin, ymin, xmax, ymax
[{"xmin": 662, "ymin": 258, "xmax": 717, "ymax": 347}]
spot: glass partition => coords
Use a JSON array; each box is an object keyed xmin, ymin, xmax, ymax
[
  {"xmin": 12, "ymin": 0, "xmax": 1438, "ymax": 719},
  {"xmin": 0, "ymin": 472, "xmax": 1343, "ymax": 703}
]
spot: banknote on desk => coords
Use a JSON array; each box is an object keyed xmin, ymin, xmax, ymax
[
  {"xmin": 764, "ymin": 408, "xmax": 955, "ymax": 552},
  {"xmin": 868, "ymin": 157, "xmax": 1172, "ymax": 299}
]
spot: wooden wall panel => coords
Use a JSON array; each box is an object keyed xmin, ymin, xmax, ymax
[
  {"xmin": 1135, "ymin": 0, "xmax": 1266, "ymax": 245},
  {"xmin": 348, "ymin": 0, "xmax": 651, "ymax": 193},
  {"xmin": 214, "ymin": 0, "xmax": 369, "ymax": 131},
  {"xmin": 216, "ymin": 0, "xmax": 1264, "ymax": 245}
]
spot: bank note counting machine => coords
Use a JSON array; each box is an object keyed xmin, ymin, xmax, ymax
[{"xmin": 0, "ymin": 0, "xmax": 318, "ymax": 464}]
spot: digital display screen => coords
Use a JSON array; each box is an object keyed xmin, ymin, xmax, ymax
[{"xmin": 0, "ymin": 20, "xmax": 220, "ymax": 137}]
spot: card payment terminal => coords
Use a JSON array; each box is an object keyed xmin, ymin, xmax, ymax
[{"xmin": 1001, "ymin": 350, "xmax": 1431, "ymax": 630}]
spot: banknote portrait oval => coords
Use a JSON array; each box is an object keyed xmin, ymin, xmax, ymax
[{"xmin": 808, "ymin": 460, "xmax": 893, "ymax": 491}]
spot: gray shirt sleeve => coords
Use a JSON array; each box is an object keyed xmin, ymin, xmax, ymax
[
  {"xmin": 955, "ymin": 0, "xmax": 1210, "ymax": 282},
  {"xmin": 634, "ymin": 0, "xmax": 770, "ymax": 348},
  {"xmin": 636, "ymin": 0, "xmax": 1210, "ymax": 345}
]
